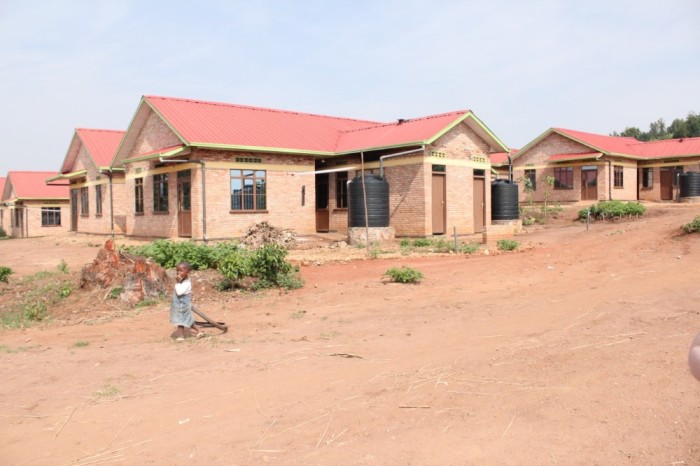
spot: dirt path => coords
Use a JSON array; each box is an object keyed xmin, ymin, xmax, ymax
[{"xmin": 1, "ymin": 204, "xmax": 700, "ymax": 465}]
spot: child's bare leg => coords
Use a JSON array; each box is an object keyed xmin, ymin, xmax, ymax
[
  {"xmin": 176, "ymin": 325, "xmax": 186, "ymax": 339},
  {"xmin": 191, "ymin": 323, "xmax": 204, "ymax": 337}
]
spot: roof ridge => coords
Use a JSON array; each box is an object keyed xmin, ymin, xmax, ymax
[
  {"xmin": 144, "ymin": 95, "xmax": 381, "ymax": 126},
  {"xmin": 341, "ymin": 110, "xmax": 469, "ymax": 135},
  {"xmin": 628, "ymin": 136, "xmax": 700, "ymax": 146},
  {"xmin": 76, "ymin": 128, "xmax": 126, "ymax": 134}
]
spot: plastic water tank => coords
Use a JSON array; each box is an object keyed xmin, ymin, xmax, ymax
[
  {"xmin": 348, "ymin": 175, "xmax": 390, "ymax": 227},
  {"xmin": 491, "ymin": 179, "xmax": 519, "ymax": 220}
]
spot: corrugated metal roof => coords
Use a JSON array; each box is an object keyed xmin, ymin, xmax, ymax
[
  {"xmin": 627, "ymin": 137, "xmax": 700, "ymax": 158},
  {"xmin": 6, "ymin": 171, "xmax": 69, "ymax": 200},
  {"xmin": 76, "ymin": 128, "xmax": 126, "ymax": 167},
  {"xmin": 0, "ymin": 177, "xmax": 6, "ymax": 200},
  {"xmin": 145, "ymin": 96, "xmax": 381, "ymax": 153},
  {"xmin": 548, "ymin": 152, "xmax": 601, "ymax": 162},
  {"xmin": 554, "ymin": 128, "xmax": 639, "ymax": 155},
  {"xmin": 490, "ymin": 149, "xmax": 519, "ymax": 166}
]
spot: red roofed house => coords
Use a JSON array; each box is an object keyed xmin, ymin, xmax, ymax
[
  {"xmin": 509, "ymin": 128, "xmax": 700, "ymax": 203},
  {"xmin": 48, "ymin": 128, "xmax": 126, "ymax": 235},
  {"xmin": 0, "ymin": 177, "xmax": 6, "ymax": 234},
  {"xmin": 1, "ymin": 171, "xmax": 69, "ymax": 238},
  {"xmin": 110, "ymin": 96, "xmax": 509, "ymax": 240}
]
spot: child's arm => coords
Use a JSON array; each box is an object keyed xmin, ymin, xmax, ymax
[{"xmin": 175, "ymin": 278, "xmax": 191, "ymax": 296}]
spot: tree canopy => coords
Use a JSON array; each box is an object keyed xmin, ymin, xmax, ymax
[{"xmin": 611, "ymin": 112, "xmax": 700, "ymax": 141}]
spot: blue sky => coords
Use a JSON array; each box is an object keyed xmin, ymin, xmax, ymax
[{"xmin": 1, "ymin": 0, "xmax": 698, "ymax": 175}]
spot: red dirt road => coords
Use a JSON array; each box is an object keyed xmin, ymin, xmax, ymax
[{"xmin": 2, "ymin": 204, "xmax": 700, "ymax": 465}]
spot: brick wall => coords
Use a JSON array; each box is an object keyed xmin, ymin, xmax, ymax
[
  {"xmin": 132, "ymin": 109, "xmax": 182, "ymax": 156},
  {"xmin": 8, "ymin": 201, "xmax": 70, "ymax": 238}
]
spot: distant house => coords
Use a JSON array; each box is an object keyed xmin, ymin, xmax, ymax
[
  {"xmin": 0, "ymin": 177, "xmax": 6, "ymax": 233},
  {"xmin": 1, "ymin": 171, "xmax": 69, "ymax": 238},
  {"xmin": 48, "ymin": 129, "xmax": 126, "ymax": 235},
  {"xmin": 110, "ymin": 96, "xmax": 509, "ymax": 240},
  {"xmin": 510, "ymin": 128, "xmax": 700, "ymax": 203}
]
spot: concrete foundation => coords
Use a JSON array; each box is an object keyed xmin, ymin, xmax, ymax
[
  {"xmin": 348, "ymin": 226, "xmax": 396, "ymax": 246},
  {"xmin": 483, "ymin": 219, "xmax": 523, "ymax": 246}
]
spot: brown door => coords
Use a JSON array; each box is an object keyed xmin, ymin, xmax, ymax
[
  {"xmin": 473, "ymin": 177, "xmax": 485, "ymax": 233},
  {"xmin": 70, "ymin": 189, "xmax": 78, "ymax": 231},
  {"xmin": 315, "ymin": 173, "xmax": 330, "ymax": 232},
  {"xmin": 660, "ymin": 170, "xmax": 673, "ymax": 200},
  {"xmin": 177, "ymin": 174, "xmax": 192, "ymax": 237},
  {"xmin": 581, "ymin": 168, "xmax": 598, "ymax": 200},
  {"xmin": 432, "ymin": 174, "xmax": 446, "ymax": 234}
]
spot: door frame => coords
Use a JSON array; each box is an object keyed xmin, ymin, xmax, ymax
[
  {"xmin": 473, "ymin": 175, "xmax": 485, "ymax": 233},
  {"xmin": 431, "ymin": 171, "xmax": 446, "ymax": 235},
  {"xmin": 660, "ymin": 168, "xmax": 674, "ymax": 201},
  {"xmin": 315, "ymin": 173, "xmax": 330, "ymax": 232},
  {"xmin": 177, "ymin": 171, "xmax": 192, "ymax": 237},
  {"xmin": 70, "ymin": 189, "xmax": 78, "ymax": 231},
  {"xmin": 581, "ymin": 166, "xmax": 598, "ymax": 201}
]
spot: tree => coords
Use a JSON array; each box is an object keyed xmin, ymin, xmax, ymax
[{"xmin": 669, "ymin": 118, "xmax": 689, "ymax": 138}]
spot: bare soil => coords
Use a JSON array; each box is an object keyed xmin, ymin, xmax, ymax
[{"xmin": 2, "ymin": 204, "xmax": 700, "ymax": 465}]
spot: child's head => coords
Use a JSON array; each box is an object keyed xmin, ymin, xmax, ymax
[{"xmin": 176, "ymin": 262, "xmax": 192, "ymax": 278}]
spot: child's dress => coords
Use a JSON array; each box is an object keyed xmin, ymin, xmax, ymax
[{"xmin": 170, "ymin": 277, "xmax": 195, "ymax": 327}]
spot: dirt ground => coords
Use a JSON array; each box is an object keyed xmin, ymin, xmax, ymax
[{"xmin": 2, "ymin": 204, "xmax": 700, "ymax": 465}]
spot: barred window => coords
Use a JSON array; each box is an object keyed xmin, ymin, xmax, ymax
[
  {"xmin": 153, "ymin": 174, "xmax": 169, "ymax": 212},
  {"xmin": 525, "ymin": 169, "xmax": 537, "ymax": 191},
  {"xmin": 80, "ymin": 187, "xmax": 89, "ymax": 216},
  {"xmin": 42, "ymin": 207, "xmax": 61, "ymax": 226},
  {"xmin": 336, "ymin": 172, "xmax": 348, "ymax": 208},
  {"xmin": 614, "ymin": 166, "xmax": 624, "ymax": 188},
  {"xmin": 642, "ymin": 168, "xmax": 653, "ymax": 188},
  {"xmin": 553, "ymin": 167, "xmax": 573, "ymax": 189},
  {"xmin": 95, "ymin": 185, "xmax": 103, "ymax": 216},
  {"xmin": 134, "ymin": 178, "xmax": 144, "ymax": 214},
  {"xmin": 230, "ymin": 169, "xmax": 266, "ymax": 211}
]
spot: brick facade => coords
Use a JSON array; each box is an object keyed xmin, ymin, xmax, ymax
[{"xmin": 7, "ymin": 201, "xmax": 70, "ymax": 238}]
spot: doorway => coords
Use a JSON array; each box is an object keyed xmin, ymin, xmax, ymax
[
  {"xmin": 660, "ymin": 169, "xmax": 673, "ymax": 200},
  {"xmin": 473, "ymin": 176, "xmax": 485, "ymax": 233},
  {"xmin": 70, "ymin": 189, "xmax": 78, "ymax": 231},
  {"xmin": 581, "ymin": 166, "xmax": 598, "ymax": 201},
  {"xmin": 177, "ymin": 170, "xmax": 192, "ymax": 237},
  {"xmin": 432, "ymin": 173, "xmax": 446, "ymax": 235},
  {"xmin": 315, "ymin": 173, "xmax": 329, "ymax": 232}
]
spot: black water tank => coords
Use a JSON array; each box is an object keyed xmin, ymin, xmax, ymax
[
  {"xmin": 348, "ymin": 175, "xmax": 389, "ymax": 227},
  {"xmin": 680, "ymin": 172, "xmax": 700, "ymax": 198},
  {"xmin": 491, "ymin": 179, "xmax": 519, "ymax": 220}
]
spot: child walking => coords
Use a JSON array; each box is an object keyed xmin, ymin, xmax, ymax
[{"xmin": 170, "ymin": 261, "xmax": 204, "ymax": 341}]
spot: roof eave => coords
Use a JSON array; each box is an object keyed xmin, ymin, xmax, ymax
[
  {"xmin": 426, "ymin": 112, "xmax": 509, "ymax": 152},
  {"xmin": 334, "ymin": 141, "xmax": 426, "ymax": 156},
  {"xmin": 124, "ymin": 145, "xmax": 189, "ymax": 164},
  {"xmin": 190, "ymin": 142, "xmax": 334, "ymax": 157}
]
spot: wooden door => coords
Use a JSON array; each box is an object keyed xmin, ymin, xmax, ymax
[
  {"xmin": 315, "ymin": 173, "xmax": 329, "ymax": 232},
  {"xmin": 660, "ymin": 170, "xmax": 673, "ymax": 200},
  {"xmin": 70, "ymin": 189, "xmax": 78, "ymax": 231},
  {"xmin": 177, "ymin": 175, "xmax": 192, "ymax": 237},
  {"xmin": 581, "ymin": 168, "xmax": 598, "ymax": 200},
  {"xmin": 473, "ymin": 177, "xmax": 485, "ymax": 233},
  {"xmin": 432, "ymin": 174, "xmax": 446, "ymax": 234}
]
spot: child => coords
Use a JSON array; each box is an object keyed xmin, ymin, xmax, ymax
[{"xmin": 170, "ymin": 261, "xmax": 204, "ymax": 341}]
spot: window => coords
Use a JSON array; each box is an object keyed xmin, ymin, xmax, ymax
[
  {"xmin": 41, "ymin": 207, "xmax": 61, "ymax": 226},
  {"xmin": 553, "ymin": 167, "xmax": 573, "ymax": 189},
  {"xmin": 80, "ymin": 187, "xmax": 89, "ymax": 216},
  {"xmin": 524, "ymin": 169, "xmax": 537, "ymax": 191},
  {"xmin": 642, "ymin": 167, "xmax": 653, "ymax": 188},
  {"xmin": 230, "ymin": 169, "xmax": 266, "ymax": 211},
  {"xmin": 432, "ymin": 164, "xmax": 446, "ymax": 173},
  {"xmin": 134, "ymin": 178, "xmax": 144, "ymax": 214},
  {"xmin": 153, "ymin": 174, "xmax": 169, "ymax": 212},
  {"xmin": 673, "ymin": 166, "xmax": 684, "ymax": 187},
  {"xmin": 614, "ymin": 166, "xmax": 624, "ymax": 188},
  {"xmin": 336, "ymin": 172, "xmax": 348, "ymax": 208},
  {"xmin": 95, "ymin": 185, "xmax": 103, "ymax": 216}
]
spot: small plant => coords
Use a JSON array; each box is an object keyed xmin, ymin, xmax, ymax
[
  {"xmin": 459, "ymin": 242, "xmax": 480, "ymax": 254},
  {"xmin": 682, "ymin": 216, "xmax": 700, "ymax": 234},
  {"xmin": 412, "ymin": 238, "xmax": 431, "ymax": 247},
  {"xmin": 0, "ymin": 227, "xmax": 7, "ymax": 238},
  {"xmin": 23, "ymin": 301, "xmax": 47, "ymax": 322},
  {"xmin": 399, "ymin": 238, "xmax": 411, "ymax": 248},
  {"xmin": 135, "ymin": 298, "xmax": 159, "ymax": 307},
  {"xmin": 579, "ymin": 201, "xmax": 647, "ymax": 221},
  {"xmin": 0, "ymin": 266, "xmax": 13, "ymax": 283},
  {"xmin": 497, "ymin": 239, "xmax": 519, "ymax": 251},
  {"xmin": 59, "ymin": 283, "xmax": 72, "ymax": 298},
  {"xmin": 431, "ymin": 238, "xmax": 452, "ymax": 253},
  {"xmin": 384, "ymin": 266, "xmax": 424, "ymax": 284},
  {"xmin": 290, "ymin": 310, "xmax": 306, "ymax": 319},
  {"xmin": 57, "ymin": 259, "xmax": 69, "ymax": 274},
  {"xmin": 108, "ymin": 286, "xmax": 123, "ymax": 299},
  {"xmin": 94, "ymin": 384, "xmax": 121, "ymax": 398},
  {"xmin": 74, "ymin": 340, "xmax": 90, "ymax": 348}
]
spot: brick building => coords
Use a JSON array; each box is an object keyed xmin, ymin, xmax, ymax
[
  {"xmin": 49, "ymin": 129, "xmax": 126, "ymax": 235},
  {"xmin": 110, "ymin": 96, "xmax": 509, "ymax": 240},
  {"xmin": 1, "ymin": 171, "xmax": 69, "ymax": 238},
  {"xmin": 509, "ymin": 128, "xmax": 700, "ymax": 203},
  {"xmin": 0, "ymin": 177, "xmax": 6, "ymax": 234}
]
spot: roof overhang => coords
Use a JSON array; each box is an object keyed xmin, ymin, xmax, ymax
[
  {"xmin": 548, "ymin": 152, "xmax": 603, "ymax": 162},
  {"xmin": 46, "ymin": 169, "xmax": 88, "ymax": 182},
  {"xmin": 124, "ymin": 145, "xmax": 190, "ymax": 163}
]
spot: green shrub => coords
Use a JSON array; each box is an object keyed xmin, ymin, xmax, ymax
[
  {"xmin": 0, "ymin": 266, "xmax": 12, "ymax": 283},
  {"xmin": 57, "ymin": 259, "xmax": 69, "ymax": 274},
  {"xmin": 682, "ymin": 216, "xmax": 700, "ymax": 234},
  {"xmin": 497, "ymin": 239, "xmax": 519, "ymax": 251},
  {"xmin": 384, "ymin": 266, "xmax": 424, "ymax": 284},
  {"xmin": 399, "ymin": 238, "xmax": 411, "ymax": 248},
  {"xmin": 460, "ymin": 242, "xmax": 480, "ymax": 254},
  {"xmin": 218, "ymin": 251, "xmax": 251, "ymax": 281},
  {"xmin": 125, "ymin": 239, "xmax": 242, "ymax": 270},
  {"xmin": 412, "ymin": 238, "xmax": 431, "ymax": 247},
  {"xmin": 108, "ymin": 286, "xmax": 123, "ymax": 299},
  {"xmin": 0, "ymin": 227, "xmax": 7, "ymax": 238},
  {"xmin": 248, "ymin": 244, "xmax": 303, "ymax": 290},
  {"xmin": 431, "ymin": 238, "xmax": 452, "ymax": 253},
  {"xmin": 579, "ymin": 201, "xmax": 646, "ymax": 220}
]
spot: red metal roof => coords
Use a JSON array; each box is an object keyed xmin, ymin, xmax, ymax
[
  {"xmin": 548, "ymin": 152, "xmax": 601, "ymax": 162},
  {"xmin": 76, "ymin": 128, "xmax": 125, "ymax": 167},
  {"xmin": 490, "ymin": 149, "xmax": 519, "ymax": 165},
  {"xmin": 144, "ymin": 96, "xmax": 481, "ymax": 154},
  {"xmin": 627, "ymin": 137, "xmax": 700, "ymax": 158},
  {"xmin": 146, "ymin": 96, "xmax": 381, "ymax": 153},
  {"xmin": 6, "ymin": 171, "xmax": 69, "ymax": 200},
  {"xmin": 554, "ymin": 128, "xmax": 639, "ymax": 155},
  {"xmin": 0, "ymin": 177, "xmax": 6, "ymax": 199}
]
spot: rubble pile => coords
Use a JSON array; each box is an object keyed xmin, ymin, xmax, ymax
[
  {"xmin": 243, "ymin": 221, "xmax": 296, "ymax": 249},
  {"xmin": 80, "ymin": 240, "xmax": 169, "ymax": 305}
]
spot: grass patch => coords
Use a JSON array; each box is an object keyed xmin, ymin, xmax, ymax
[
  {"xmin": 57, "ymin": 259, "xmax": 69, "ymax": 274},
  {"xmin": 290, "ymin": 310, "xmax": 306, "ymax": 319},
  {"xmin": 0, "ymin": 266, "xmax": 12, "ymax": 283},
  {"xmin": 384, "ymin": 266, "xmax": 424, "ymax": 284},
  {"xmin": 459, "ymin": 242, "xmax": 481, "ymax": 254},
  {"xmin": 108, "ymin": 286, "xmax": 123, "ymax": 299},
  {"xmin": 0, "ymin": 270, "xmax": 76, "ymax": 329},
  {"xmin": 496, "ymin": 239, "xmax": 519, "ymax": 251},
  {"xmin": 579, "ymin": 201, "xmax": 646, "ymax": 221},
  {"xmin": 93, "ymin": 384, "xmax": 120, "ymax": 398},
  {"xmin": 681, "ymin": 216, "xmax": 700, "ymax": 234},
  {"xmin": 73, "ymin": 340, "xmax": 90, "ymax": 348},
  {"xmin": 135, "ymin": 298, "xmax": 160, "ymax": 308}
]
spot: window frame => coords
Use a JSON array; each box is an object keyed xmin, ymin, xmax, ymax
[
  {"xmin": 153, "ymin": 173, "xmax": 169, "ymax": 213},
  {"xmin": 80, "ymin": 186, "xmax": 89, "ymax": 216},
  {"xmin": 95, "ymin": 184, "xmax": 103, "ymax": 217},
  {"xmin": 553, "ymin": 166, "xmax": 574, "ymax": 190},
  {"xmin": 134, "ymin": 178, "xmax": 144, "ymax": 214},
  {"xmin": 642, "ymin": 167, "xmax": 653, "ymax": 189},
  {"xmin": 524, "ymin": 169, "xmax": 537, "ymax": 191},
  {"xmin": 335, "ymin": 171, "xmax": 348, "ymax": 209},
  {"xmin": 614, "ymin": 165, "xmax": 624, "ymax": 188},
  {"xmin": 41, "ymin": 207, "xmax": 61, "ymax": 226},
  {"xmin": 230, "ymin": 169, "xmax": 267, "ymax": 212}
]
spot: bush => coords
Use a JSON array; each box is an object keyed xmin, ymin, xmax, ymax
[
  {"xmin": 0, "ymin": 266, "xmax": 12, "ymax": 283},
  {"xmin": 412, "ymin": 238, "xmax": 432, "ymax": 247},
  {"xmin": 579, "ymin": 201, "xmax": 646, "ymax": 220},
  {"xmin": 218, "ymin": 250, "xmax": 251, "ymax": 281},
  {"xmin": 431, "ymin": 238, "xmax": 452, "ymax": 253},
  {"xmin": 0, "ymin": 227, "xmax": 7, "ymax": 238},
  {"xmin": 384, "ymin": 266, "xmax": 424, "ymax": 283},
  {"xmin": 497, "ymin": 239, "xmax": 519, "ymax": 251},
  {"xmin": 460, "ymin": 242, "xmax": 480, "ymax": 254},
  {"xmin": 682, "ymin": 216, "xmax": 700, "ymax": 234}
]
